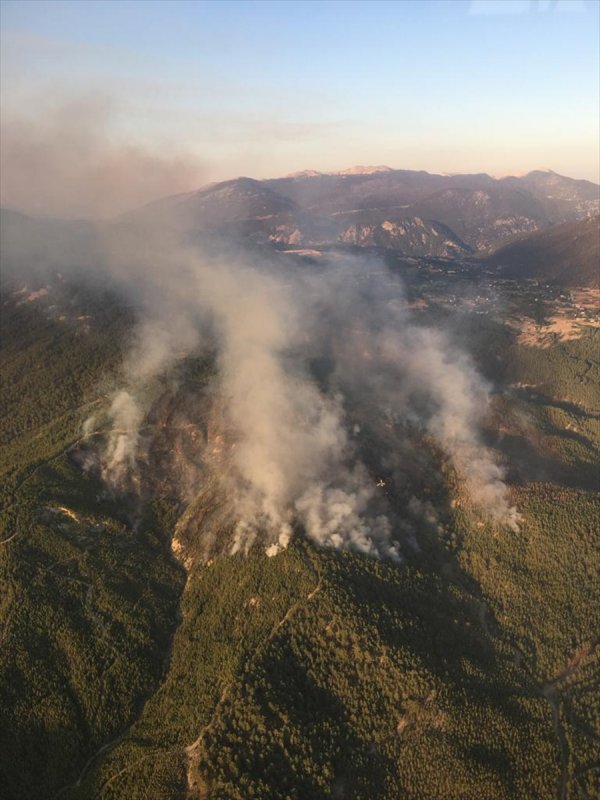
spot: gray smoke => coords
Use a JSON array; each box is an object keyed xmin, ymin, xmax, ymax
[
  {"xmin": 0, "ymin": 95, "xmax": 518, "ymax": 556},
  {"xmin": 81, "ymin": 227, "xmax": 518, "ymax": 560},
  {"xmin": 299, "ymin": 258, "xmax": 521, "ymax": 532},
  {"xmin": 0, "ymin": 93, "xmax": 206, "ymax": 219},
  {"xmin": 88, "ymin": 239, "xmax": 405, "ymax": 558}
]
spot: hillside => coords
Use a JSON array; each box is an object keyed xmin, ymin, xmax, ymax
[
  {"xmin": 1, "ymin": 252, "xmax": 599, "ymax": 800},
  {"xmin": 4, "ymin": 168, "xmax": 597, "ymax": 265},
  {"xmin": 2, "ymin": 0, "xmax": 599, "ymax": 796},
  {"xmin": 132, "ymin": 167, "xmax": 598, "ymax": 258},
  {"xmin": 488, "ymin": 215, "xmax": 600, "ymax": 287}
]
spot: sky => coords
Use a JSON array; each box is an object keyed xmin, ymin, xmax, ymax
[{"xmin": 1, "ymin": 0, "xmax": 599, "ymax": 211}]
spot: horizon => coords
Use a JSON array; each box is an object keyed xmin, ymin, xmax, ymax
[
  {"xmin": 1, "ymin": 0, "xmax": 599, "ymax": 217},
  {"xmin": 2, "ymin": 163, "xmax": 598, "ymax": 223}
]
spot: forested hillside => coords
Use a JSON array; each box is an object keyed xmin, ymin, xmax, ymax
[
  {"xmin": 1, "ymin": 276, "xmax": 598, "ymax": 800},
  {"xmin": 487, "ymin": 215, "xmax": 600, "ymax": 287}
]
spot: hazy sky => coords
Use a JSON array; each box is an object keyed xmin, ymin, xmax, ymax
[{"xmin": 1, "ymin": 0, "xmax": 599, "ymax": 196}]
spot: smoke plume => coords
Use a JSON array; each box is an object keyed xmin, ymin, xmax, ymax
[
  {"xmin": 0, "ymin": 98, "xmax": 518, "ymax": 558},
  {"xmin": 0, "ymin": 94, "xmax": 205, "ymax": 219},
  {"xmin": 75, "ymin": 226, "xmax": 518, "ymax": 560}
]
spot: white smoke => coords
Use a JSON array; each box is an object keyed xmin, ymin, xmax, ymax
[
  {"xmin": 84, "ymin": 236, "xmax": 518, "ymax": 559},
  {"xmin": 376, "ymin": 324, "xmax": 520, "ymax": 531},
  {"xmin": 299, "ymin": 259, "xmax": 520, "ymax": 533},
  {"xmin": 103, "ymin": 390, "xmax": 144, "ymax": 486},
  {"xmin": 0, "ymin": 90, "xmax": 519, "ymax": 558}
]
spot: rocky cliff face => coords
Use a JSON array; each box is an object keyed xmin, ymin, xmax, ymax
[{"xmin": 336, "ymin": 216, "xmax": 470, "ymax": 256}]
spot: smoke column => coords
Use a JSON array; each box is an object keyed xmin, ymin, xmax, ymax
[
  {"xmin": 89, "ymin": 232, "xmax": 518, "ymax": 560},
  {"xmin": 0, "ymin": 87, "xmax": 519, "ymax": 555}
]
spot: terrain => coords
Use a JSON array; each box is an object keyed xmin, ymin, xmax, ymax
[
  {"xmin": 487, "ymin": 215, "xmax": 600, "ymax": 288},
  {"xmin": 0, "ymin": 171, "xmax": 599, "ymax": 800},
  {"xmin": 142, "ymin": 166, "xmax": 599, "ymax": 256}
]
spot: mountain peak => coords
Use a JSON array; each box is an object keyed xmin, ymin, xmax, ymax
[
  {"xmin": 337, "ymin": 165, "xmax": 394, "ymax": 176},
  {"xmin": 284, "ymin": 169, "xmax": 324, "ymax": 179}
]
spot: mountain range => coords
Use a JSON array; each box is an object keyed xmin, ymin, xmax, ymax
[
  {"xmin": 142, "ymin": 166, "xmax": 599, "ymax": 257},
  {"xmin": 3, "ymin": 166, "xmax": 597, "ymax": 288}
]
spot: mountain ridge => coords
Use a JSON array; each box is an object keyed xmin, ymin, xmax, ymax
[
  {"xmin": 487, "ymin": 214, "xmax": 600, "ymax": 287},
  {"xmin": 132, "ymin": 166, "xmax": 598, "ymax": 257}
]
